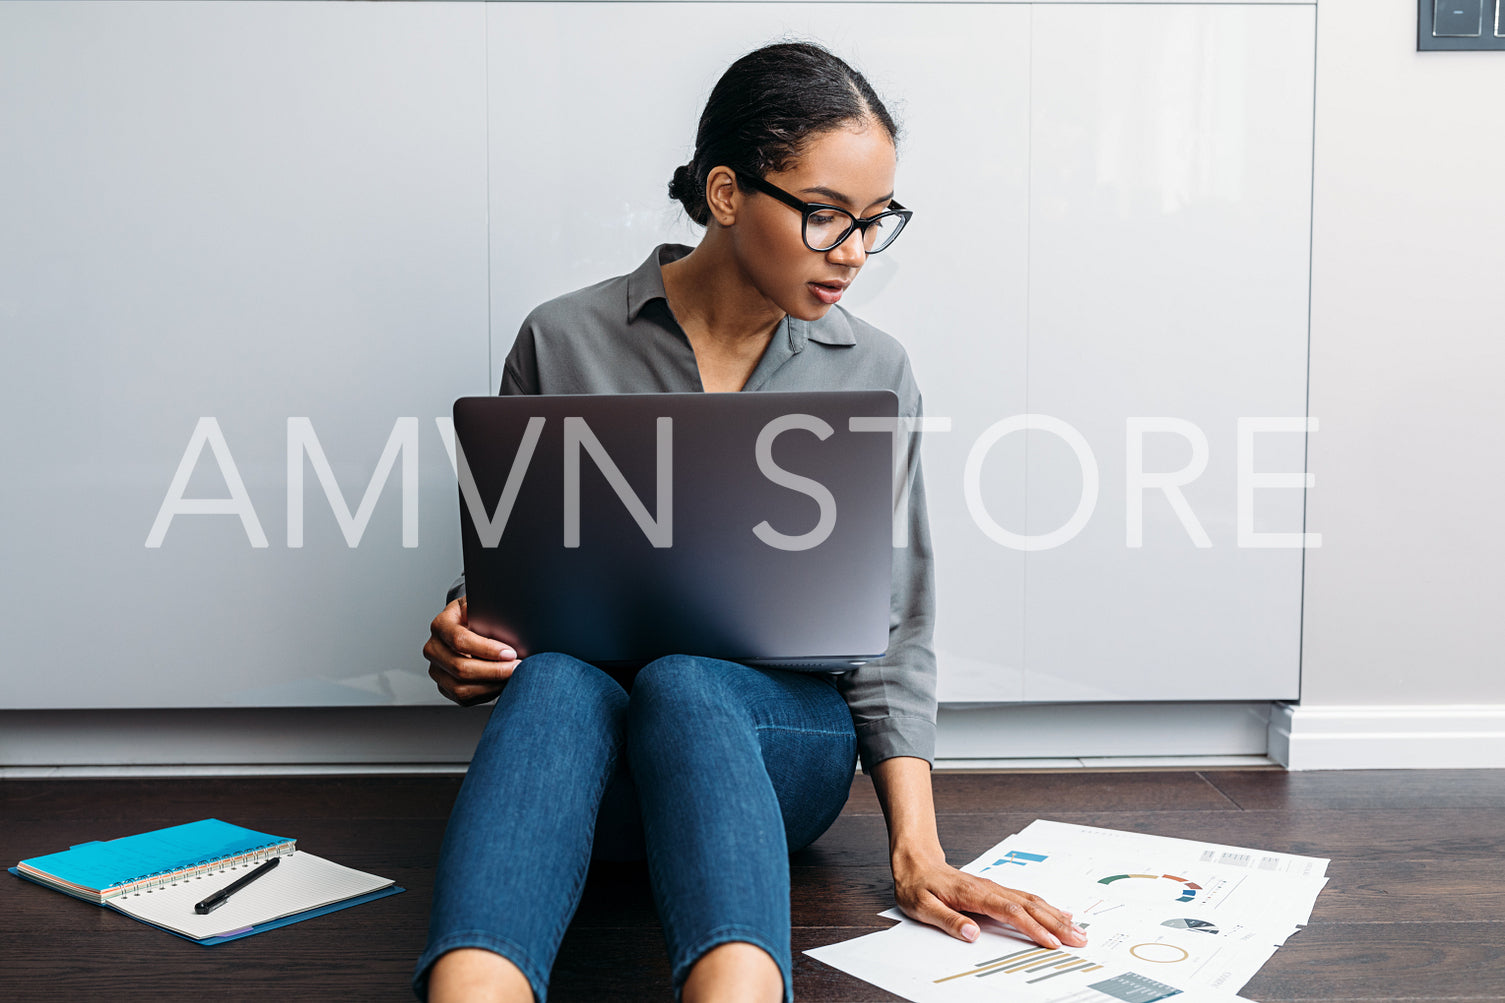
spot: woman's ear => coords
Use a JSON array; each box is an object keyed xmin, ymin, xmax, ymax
[{"xmin": 705, "ymin": 166, "xmax": 740, "ymax": 227}]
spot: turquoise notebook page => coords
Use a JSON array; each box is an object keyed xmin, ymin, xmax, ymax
[{"xmin": 20, "ymin": 819, "xmax": 292, "ymax": 890}]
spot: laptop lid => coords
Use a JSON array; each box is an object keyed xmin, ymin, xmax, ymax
[{"xmin": 452, "ymin": 390, "xmax": 899, "ymax": 671}]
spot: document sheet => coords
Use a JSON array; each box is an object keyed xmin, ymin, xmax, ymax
[
  {"xmin": 805, "ymin": 820, "xmax": 1329, "ymax": 1003},
  {"xmin": 105, "ymin": 850, "xmax": 395, "ymax": 940}
]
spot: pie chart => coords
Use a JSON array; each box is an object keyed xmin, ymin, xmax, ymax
[{"xmin": 1161, "ymin": 917, "xmax": 1219, "ymax": 934}]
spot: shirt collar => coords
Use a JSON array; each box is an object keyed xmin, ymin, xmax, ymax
[
  {"xmin": 625, "ymin": 241, "xmax": 858, "ymax": 349},
  {"xmin": 803, "ymin": 305, "xmax": 857, "ymax": 346},
  {"xmin": 626, "ymin": 243, "xmax": 689, "ymax": 323}
]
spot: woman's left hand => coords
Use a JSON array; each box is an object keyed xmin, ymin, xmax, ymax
[{"xmin": 892, "ymin": 849, "xmax": 1088, "ymax": 949}]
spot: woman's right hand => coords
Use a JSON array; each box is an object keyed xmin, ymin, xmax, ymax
[{"xmin": 423, "ymin": 596, "xmax": 521, "ymax": 706}]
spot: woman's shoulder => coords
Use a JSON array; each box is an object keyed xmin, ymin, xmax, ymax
[
  {"xmin": 516, "ymin": 244, "xmax": 683, "ymax": 340},
  {"xmin": 501, "ymin": 248, "xmax": 675, "ymax": 395},
  {"xmin": 518, "ymin": 272, "xmax": 629, "ymax": 336}
]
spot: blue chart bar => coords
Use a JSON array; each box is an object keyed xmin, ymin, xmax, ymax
[{"xmin": 1086, "ymin": 971, "xmax": 1185, "ymax": 1002}]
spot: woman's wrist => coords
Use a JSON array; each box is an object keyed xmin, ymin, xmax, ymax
[
  {"xmin": 869, "ymin": 755, "xmax": 948, "ymax": 873},
  {"xmin": 890, "ymin": 836, "xmax": 947, "ymax": 875}
]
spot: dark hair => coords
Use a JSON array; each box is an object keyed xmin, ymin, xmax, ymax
[{"xmin": 667, "ymin": 41, "xmax": 899, "ymax": 226}]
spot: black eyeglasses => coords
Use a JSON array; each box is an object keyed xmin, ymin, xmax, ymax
[{"xmin": 734, "ymin": 170, "xmax": 912, "ymax": 254}]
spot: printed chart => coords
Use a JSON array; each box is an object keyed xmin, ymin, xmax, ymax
[
  {"xmin": 933, "ymin": 946, "xmax": 1105, "ymax": 986},
  {"xmin": 1098, "ymin": 873, "xmax": 1202, "ymax": 903},
  {"xmin": 935, "ymin": 948, "xmax": 1191, "ymax": 1002},
  {"xmin": 806, "ymin": 820, "xmax": 1328, "ymax": 1003},
  {"xmin": 979, "ymin": 850, "xmax": 1049, "ymax": 873}
]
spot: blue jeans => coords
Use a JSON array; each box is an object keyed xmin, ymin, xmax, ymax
[{"xmin": 412, "ymin": 652, "xmax": 858, "ymax": 1003}]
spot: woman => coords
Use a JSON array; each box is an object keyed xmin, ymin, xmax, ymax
[{"xmin": 416, "ymin": 41, "xmax": 1086, "ymax": 1003}]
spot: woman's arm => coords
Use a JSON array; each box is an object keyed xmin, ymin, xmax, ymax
[{"xmin": 869, "ymin": 756, "xmax": 1087, "ymax": 950}]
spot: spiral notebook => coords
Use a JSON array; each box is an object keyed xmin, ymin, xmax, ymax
[{"xmin": 10, "ymin": 818, "xmax": 402, "ymax": 944}]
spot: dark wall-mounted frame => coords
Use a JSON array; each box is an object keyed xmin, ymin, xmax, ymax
[{"xmin": 1419, "ymin": 0, "xmax": 1505, "ymax": 50}]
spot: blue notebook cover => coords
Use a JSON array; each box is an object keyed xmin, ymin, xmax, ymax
[{"xmin": 17, "ymin": 819, "xmax": 294, "ymax": 897}]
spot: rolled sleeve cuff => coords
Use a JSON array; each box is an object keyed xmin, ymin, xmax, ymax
[{"xmin": 854, "ymin": 715, "xmax": 936, "ymax": 773}]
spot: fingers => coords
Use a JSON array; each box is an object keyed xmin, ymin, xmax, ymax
[
  {"xmin": 907, "ymin": 889, "xmax": 985, "ymax": 943},
  {"xmin": 424, "ymin": 600, "xmax": 519, "ymax": 706},
  {"xmin": 905, "ymin": 871, "xmax": 1087, "ymax": 950},
  {"xmin": 432, "ymin": 599, "xmax": 514, "ymax": 662},
  {"xmin": 426, "ymin": 662, "xmax": 508, "ymax": 707},
  {"xmin": 958, "ymin": 878, "xmax": 1087, "ymax": 949},
  {"xmin": 423, "ymin": 635, "xmax": 517, "ymax": 688}
]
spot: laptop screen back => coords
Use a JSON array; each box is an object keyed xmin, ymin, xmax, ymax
[{"xmin": 453, "ymin": 390, "xmax": 899, "ymax": 670}]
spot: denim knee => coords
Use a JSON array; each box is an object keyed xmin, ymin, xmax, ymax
[
  {"xmin": 496, "ymin": 651, "xmax": 629, "ymax": 726},
  {"xmin": 629, "ymin": 654, "xmax": 746, "ymax": 726}
]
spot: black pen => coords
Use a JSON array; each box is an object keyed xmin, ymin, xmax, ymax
[{"xmin": 193, "ymin": 856, "xmax": 282, "ymax": 915}]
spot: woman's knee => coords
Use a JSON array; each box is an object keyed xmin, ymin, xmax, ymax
[
  {"xmin": 629, "ymin": 656, "xmax": 740, "ymax": 710},
  {"xmin": 623, "ymin": 653, "xmax": 752, "ymax": 753},
  {"xmin": 492, "ymin": 652, "xmax": 628, "ymax": 729}
]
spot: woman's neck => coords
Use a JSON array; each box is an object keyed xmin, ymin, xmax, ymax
[
  {"xmin": 660, "ymin": 233, "xmax": 788, "ymax": 392},
  {"xmin": 661, "ymin": 234, "xmax": 785, "ymax": 355}
]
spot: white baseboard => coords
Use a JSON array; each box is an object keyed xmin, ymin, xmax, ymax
[
  {"xmin": 12, "ymin": 703, "xmax": 1500, "ymax": 775},
  {"xmin": 1268, "ymin": 703, "xmax": 1505, "ymax": 770},
  {"xmin": 0, "ymin": 707, "xmax": 495, "ymax": 769},
  {"xmin": 2, "ymin": 702, "xmax": 1275, "ymax": 775},
  {"xmin": 936, "ymin": 702, "xmax": 1273, "ymax": 760}
]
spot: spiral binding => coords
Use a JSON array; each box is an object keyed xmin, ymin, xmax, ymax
[{"xmin": 107, "ymin": 838, "xmax": 297, "ymax": 898}]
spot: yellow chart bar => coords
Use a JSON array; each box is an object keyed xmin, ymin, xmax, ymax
[{"xmin": 1004, "ymin": 952, "xmax": 1069, "ymax": 973}]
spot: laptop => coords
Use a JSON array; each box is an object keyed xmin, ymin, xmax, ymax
[{"xmin": 452, "ymin": 390, "xmax": 899, "ymax": 671}]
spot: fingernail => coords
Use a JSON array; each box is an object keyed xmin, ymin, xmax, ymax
[
  {"xmin": 961, "ymin": 924, "xmax": 979, "ymax": 942},
  {"xmin": 1073, "ymin": 925, "xmax": 1087, "ymax": 938},
  {"xmin": 498, "ymin": 647, "xmax": 515, "ymax": 660},
  {"xmin": 1046, "ymin": 933, "xmax": 1060, "ymax": 948}
]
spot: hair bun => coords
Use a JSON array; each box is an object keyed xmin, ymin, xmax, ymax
[
  {"xmin": 667, "ymin": 163, "xmax": 695, "ymax": 200},
  {"xmin": 667, "ymin": 163, "xmax": 710, "ymax": 225}
]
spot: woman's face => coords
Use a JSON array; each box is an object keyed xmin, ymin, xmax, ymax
[{"xmin": 729, "ymin": 122, "xmax": 898, "ymax": 322}]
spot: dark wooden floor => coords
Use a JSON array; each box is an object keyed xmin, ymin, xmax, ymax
[{"xmin": 3, "ymin": 768, "xmax": 1503, "ymax": 1001}]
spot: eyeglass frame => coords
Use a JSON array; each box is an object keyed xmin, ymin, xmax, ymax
[{"xmin": 732, "ymin": 169, "xmax": 912, "ymax": 254}]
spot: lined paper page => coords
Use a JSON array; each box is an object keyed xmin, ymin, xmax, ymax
[{"xmin": 108, "ymin": 850, "xmax": 393, "ymax": 940}]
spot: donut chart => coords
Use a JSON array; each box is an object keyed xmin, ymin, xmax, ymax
[
  {"xmin": 1098, "ymin": 873, "xmax": 1202, "ymax": 903},
  {"xmin": 1130, "ymin": 942, "xmax": 1191, "ymax": 964}
]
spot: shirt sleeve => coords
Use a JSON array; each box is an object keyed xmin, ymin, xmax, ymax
[
  {"xmin": 834, "ymin": 404, "xmax": 939, "ymax": 772},
  {"xmin": 445, "ymin": 573, "xmax": 466, "ymax": 605}
]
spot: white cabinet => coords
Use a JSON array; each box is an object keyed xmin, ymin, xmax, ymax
[
  {"xmin": 0, "ymin": 2, "xmax": 1314, "ymax": 711},
  {"xmin": 1022, "ymin": 4, "xmax": 1314, "ymax": 701},
  {"xmin": 0, "ymin": 2, "xmax": 490, "ymax": 708}
]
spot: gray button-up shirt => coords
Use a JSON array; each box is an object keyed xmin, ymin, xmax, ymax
[{"xmin": 448, "ymin": 243, "xmax": 937, "ymax": 770}]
